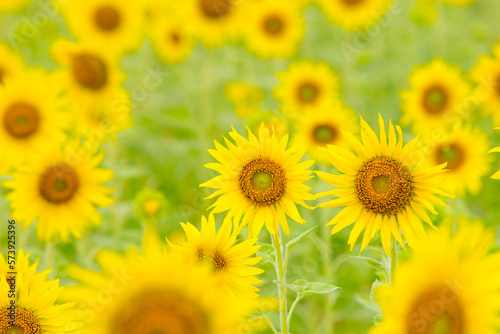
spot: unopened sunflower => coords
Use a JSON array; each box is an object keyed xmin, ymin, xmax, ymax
[
  {"xmin": 400, "ymin": 58, "xmax": 471, "ymax": 135},
  {"xmin": 371, "ymin": 220, "xmax": 500, "ymax": 334},
  {"xmin": 0, "ymin": 42, "xmax": 25, "ymax": 85},
  {"xmin": 316, "ymin": 114, "xmax": 452, "ymax": 255},
  {"xmin": 4, "ymin": 141, "xmax": 115, "ymax": 242},
  {"xmin": 274, "ymin": 60, "xmax": 341, "ymax": 115},
  {"xmin": 201, "ymin": 125, "xmax": 315, "ymax": 237},
  {"xmin": 172, "ymin": 214, "xmax": 264, "ymax": 299}
]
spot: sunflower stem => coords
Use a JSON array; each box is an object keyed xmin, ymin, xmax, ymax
[
  {"xmin": 390, "ymin": 235, "xmax": 397, "ymax": 285},
  {"xmin": 271, "ymin": 232, "xmax": 289, "ymax": 334},
  {"xmin": 44, "ymin": 242, "xmax": 56, "ymax": 278}
]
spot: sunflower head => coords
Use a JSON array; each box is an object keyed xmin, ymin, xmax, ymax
[{"xmin": 135, "ymin": 188, "xmax": 168, "ymax": 221}]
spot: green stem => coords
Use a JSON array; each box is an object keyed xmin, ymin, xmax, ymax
[
  {"xmin": 263, "ymin": 316, "xmax": 279, "ymax": 334},
  {"xmin": 44, "ymin": 242, "xmax": 55, "ymax": 278},
  {"xmin": 287, "ymin": 296, "xmax": 302, "ymax": 325},
  {"xmin": 390, "ymin": 235, "xmax": 397, "ymax": 285},
  {"xmin": 271, "ymin": 233, "xmax": 288, "ymax": 334}
]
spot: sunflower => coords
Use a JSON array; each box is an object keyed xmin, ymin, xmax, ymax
[
  {"xmin": 149, "ymin": 17, "xmax": 195, "ymax": 65},
  {"xmin": 421, "ymin": 125, "xmax": 491, "ymax": 197},
  {"xmin": 248, "ymin": 112, "xmax": 289, "ymax": 139},
  {"xmin": 317, "ymin": 0, "xmax": 394, "ymax": 31},
  {"xmin": 316, "ymin": 114, "xmax": 452, "ymax": 255},
  {"xmin": 59, "ymin": 0, "xmax": 144, "ymax": 55},
  {"xmin": 62, "ymin": 246, "xmax": 249, "ymax": 334},
  {"xmin": 135, "ymin": 188, "xmax": 168, "ymax": 222},
  {"xmin": 0, "ymin": 249, "xmax": 81, "ymax": 333},
  {"xmin": 0, "ymin": 0, "xmax": 32, "ymax": 13},
  {"xmin": 0, "ymin": 68, "xmax": 69, "ymax": 174},
  {"xmin": 201, "ymin": 125, "xmax": 315, "ymax": 238},
  {"xmin": 225, "ymin": 81, "xmax": 264, "ymax": 119},
  {"xmin": 274, "ymin": 60, "xmax": 342, "ymax": 116},
  {"xmin": 490, "ymin": 128, "xmax": 500, "ymax": 180},
  {"xmin": 172, "ymin": 214, "xmax": 264, "ymax": 299},
  {"xmin": 4, "ymin": 140, "xmax": 115, "ymax": 242},
  {"xmin": 370, "ymin": 220, "xmax": 500, "ymax": 334},
  {"xmin": 291, "ymin": 103, "xmax": 359, "ymax": 165},
  {"xmin": 0, "ymin": 42, "xmax": 25, "ymax": 85},
  {"xmin": 470, "ymin": 43, "xmax": 500, "ymax": 126},
  {"xmin": 400, "ymin": 58, "xmax": 471, "ymax": 135},
  {"xmin": 243, "ymin": 0, "xmax": 305, "ymax": 59}
]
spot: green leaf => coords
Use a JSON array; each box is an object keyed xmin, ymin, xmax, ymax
[
  {"xmin": 302, "ymin": 282, "xmax": 341, "ymax": 297},
  {"xmin": 286, "ymin": 226, "xmax": 318, "ymax": 253},
  {"xmin": 351, "ymin": 256, "xmax": 386, "ymax": 272},
  {"xmin": 370, "ymin": 279, "xmax": 387, "ymax": 304},
  {"xmin": 257, "ymin": 243, "xmax": 275, "ymax": 265}
]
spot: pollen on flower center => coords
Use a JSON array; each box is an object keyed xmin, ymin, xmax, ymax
[
  {"xmin": 313, "ymin": 124, "xmax": 337, "ymax": 144},
  {"xmin": 297, "ymin": 82, "xmax": 320, "ymax": 103},
  {"xmin": 39, "ymin": 164, "xmax": 80, "ymax": 204},
  {"xmin": 0, "ymin": 306, "xmax": 42, "ymax": 334},
  {"xmin": 239, "ymin": 157, "xmax": 286, "ymax": 207},
  {"xmin": 435, "ymin": 143, "xmax": 465, "ymax": 170},
  {"xmin": 111, "ymin": 288, "xmax": 210, "ymax": 334},
  {"xmin": 355, "ymin": 156, "xmax": 414, "ymax": 216},
  {"xmin": 264, "ymin": 16, "xmax": 285, "ymax": 36},
  {"xmin": 407, "ymin": 286, "xmax": 464, "ymax": 334},
  {"xmin": 200, "ymin": 0, "xmax": 233, "ymax": 19},
  {"xmin": 423, "ymin": 85, "xmax": 448, "ymax": 114},
  {"xmin": 72, "ymin": 54, "xmax": 108, "ymax": 91},
  {"xmin": 3, "ymin": 102, "xmax": 40, "ymax": 139},
  {"xmin": 94, "ymin": 5, "xmax": 121, "ymax": 31}
]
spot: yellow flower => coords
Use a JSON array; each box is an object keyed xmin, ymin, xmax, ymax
[
  {"xmin": 421, "ymin": 125, "xmax": 491, "ymax": 197},
  {"xmin": 248, "ymin": 112, "xmax": 290, "ymax": 139},
  {"xmin": 316, "ymin": 114, "xmax": 452, "ymax": 255},
  {"xmin": 149, "ymin": 18, "xmax": 195, "ymax": 65},
  {"xmin": 225, "ymin": 81, "xmax": 265, "ymax": 119},
  {"xmin": 62, "ymin": 246, "xmax": 249, "ymax": 334},
  {"xmin": 470, "ymin": 43, "xmax": 500, "ymax": 126},
  {"xmin": 0, "ymin": 0, "xmax": 32, "ymax": 12},
  {"xmin": 291, "ymin": 103, "xmax": 359, "ymax": 165},
  {"xmin": 371, "ymin": 219, "xmax": 500, "ymax": 334},
  {"xmin": 0, "ymin": 249, "xmax": 81, "ymax": 333},
  {"xmin": 490, "ymin": 127, "xmax": 500, "ymax": 180},
  {"xmin": 59, "ymin": 0, "xmax": 145, "ymax": 55},
  {"xmin": 4, "ymin": 141, "xmax": 115, "ymax": 242},
  {"xmin": 201, "ymin": 125, "xmax": 315, "ymax": 237},
  {"xmin": 135, "ymin": 188, "xmax": 168, "ymax": 221},
  {"xmin": 0, "ymin": 68, "xmax": 70, "ymax": 174},
  {"xmin": 400, "ymin": 58, "xmax": 471, "ymax": 135},
  {"xmin": 317, "ymin": 0, "xmax": 394, "ymax": 31},
  {"xmin": 0, "ymin": 41, "xmax": 25, "ymax": 85},
  {"xmin": 243, "ymin": 0, "xmax": 305, "ymax": 59},
  {"xmin": 274, "ymin": 59, "xmax": 341, "ymax": 115},
  {"xmin": 173, "ymin": 214, "xmax": 264, "ymax": 299}
]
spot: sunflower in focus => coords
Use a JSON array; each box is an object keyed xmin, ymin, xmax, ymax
[
  {"xmin": 400, "ymin": 58, "xmax": 471, "ymax": 135},
  {"xmin": 201, "ymin": 125, "xmax": 315, "ymax": 238},
  {"xmin": 172, "ymin": 214, "xmax": 264, "ymax": 299},
  {"xmin": 62, "ymin": 246, "xmax": 249, "ymax": 334},
  {"xmin": 0, "ymin": 0, "xmax": 32, "ymax": 13},
  {"xmin": 0, "ymin": 250, "xmax": 81, "ymax": 333},
  {"xmin": 422, "ymin": 125, "xmax": 491, "ymax": 197},
  {"xmin": 316, "ymin": 114, "xmax": 452, "ymax": 255},
  {"xmin": 248, "ymin": 112, "xmax": 289, "ymax": 139},
  {"xmin": 274, "ymin": 60, "xmax": 341, "ymax": 116},
  {"xmin": 59, "ymin": 0, "xmax": 144, "ymax": 55},
  {"xmin": 243, "ymin": 0, "xmax": 305, "ymax": 59},
  {"xmin": 4, "ymin": 141, "xmax": 115, "ymax": 242},
  {"xmin": 0, "ymin": 42, "xmax": 25, "ymax": 85},
  {"xmin": 0, "ymin": 68, "xmax": 69, "ymax": 174},
  {"xmin": 318, "ymin": 0, "xmax": 393, "ymax": 31},
  {"xmin": 291, "ymin": 103, "xmax": 359, "ymax": 165},
  {"xmin": 225, "ymin": 81, "xmax": 264, "ymax": 119},
  {"xmin": 149, "ymin": 18, "xmax": 195, "ymax": 65},
  {"xmin": 471, "ymin": 43, "xmax": 500, "ymax": 126},
  {"xmin": 370, "ymin": 220, "xmax": 500, "ymax": 334}
]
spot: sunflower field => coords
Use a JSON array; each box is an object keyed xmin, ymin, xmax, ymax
[{"xmin": 1, "ymin": 0, "xmax": 500, "ymax": 333}]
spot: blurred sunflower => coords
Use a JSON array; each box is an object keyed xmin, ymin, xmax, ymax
[
  {"xmin": 423, "ymin": 125, "xmax": 491, "ymax": 197},
  {"xmin": 274, "ymin": 60, "xmax": 341, "ymax": 115},
  {"xmin": 181, "ymin": 0, "xmax": 247, "ymax": 48},
  {"xmin": 60, "ymin": 0, "xmax": 144, "ymax": 55},
  {"xmin": 0, "ymin": 69, "xmax": 69, "ymax": 174},
  {"xmin": 318, "ymin": 0, "xmax": 393, "ymax": 31},
  {"xmin": 248, "ymin": 112, "xmax": 289, "ymax": 139},
  {"xmin": 400, "ymin": 58, "xmax": 471, "ymax": 135},
  {"xmin": 291, "ymin": 103, "xmax": 359, "ymax": 165},
  {"xmin": 0, "ymin": 0, "xmax": 32, "ymax": 13},
  {"xmin": 471, "ymin": 43, "xmax": 500, "ymax": 126},
  {"xmin": 135, "ymin": 188, "xmax": 168, "ymax": 222},
  {"xmin": 0, "ymin": 42, "xmax": 25, "ymax": 85},
  {"xmin": 225, "ymin": 81, "xmax": 264, "ymax": 119},
  {"xmin": 490, "ymin": 128, "xmax": 500, "ymax": 180},
  {"xmin": 201, "ymin": 125, "xmax": 315, "ymax": 238},
  {"xmin": 63, "ymin": 247, "xmax": 249, "ymax": 334},
  {"xmin": 4, "ymin": 141, "xmax": 115, "ymax": 242},
  {"xmin": 0, "ymin": 250, "xmax": 81, "ymax": 333},
  {"xmin": 243, "ymin": 0, "xmax": 305, "ymax": 59},
  {"xmin": 316, "ymin": 114, "xmax": 452, "ymax": 255},
  {"xmin": 173, "ymin": 214, "xmax": 264, "ymax": 299},
  {"xmin": 149, "ymin": 18, "xmax": 195, "ymax": 65},
  {"xmin": 371, "ymin": 220, "xmax": 500, "ymax": 334}
]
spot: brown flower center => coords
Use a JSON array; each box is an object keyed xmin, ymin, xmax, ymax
[
  {"xmin": 200, "ymin": 0, "xmax": 233, "ymax": 19},
  {"xmin": 407, "ymin": 286, "xmax": 464, "ymax": 334},
  {"xmin": 313, "ymin": 124, "xmax": 337, "ymax": 145},
  {"xmin": 3, "ymin": 102, "xmax": 40, "ymax": 139},
  {"xmin": 197, "ymin": 249, "xmax": 228, "ymax": 272},
  {"xmin": 39, "ymin": 164, "xmax": 79, "ymax": 204},
  {"xmin": 239, "ymin": 157, "xmax": 286, "ymax": 207},
  {"xmin": 342, "ymin": 0, "xmax": 364, "ymax": 5},
  {"xmin": 0, "ymin": 67, "xmax": 5, "ymax": 84},
  {"xmin": 111, "ymin": 288, "xmax": 210, "ymax": 334},
  {"xmin": 169, "ymin": 31, "xmax": 181, "ymax": 44},
  {"xmin": 94, "ymin": 5, "xmax": 121, "ymax": 31},
  {"xmin": 434, "ymin": 143, "xmax": 464, "ymax": 170},
  {"xmin": 495, "ymin": 74, "xmax": 500, "ymax": 98},
  {"xmin": 0, "ymin": 306, "xmax": 42, "ymax": 334},
  {"xmin": 423, "ymin": 85, "xmax": 449, "ymax": 115},
  {"xmin": 72, "ymin": 54, "xmax": 108, "ymax": 91},
  {"xmin": 355, "ymin": 156, "xmax": 414, "ymax": 216},
  {"xmin": 264, "ymin": 16, "xmax": 285, "ymax": 36},
  {"xmin": 297, "ymin": 82, "xmax": 320, "ymax": 103}
]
